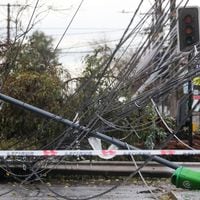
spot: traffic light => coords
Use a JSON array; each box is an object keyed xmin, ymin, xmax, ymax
[{"xmin": 177, "ymin": 7, "xmax": 200, "ymax": 52}]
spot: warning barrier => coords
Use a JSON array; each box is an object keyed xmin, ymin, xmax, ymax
[{"xmin": 0, "ymin": 149, "xmax": 200, "ymax": 157}]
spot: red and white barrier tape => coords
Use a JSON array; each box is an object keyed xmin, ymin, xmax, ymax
[{"xmin": 0, "ymin": 149, "xmax": 200, "ymax": 157}]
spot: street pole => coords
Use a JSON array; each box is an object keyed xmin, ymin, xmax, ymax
[
  {"xmin": 188, "ymin": 75, "xmax": 193, "ymax": 146},
  {"xmin": 7, "ymin": 3, "xmax": 10, "ymax": 45},
  {"xmin": 0, "ymin": 4, "xmax": 21, "ymax": 45}
]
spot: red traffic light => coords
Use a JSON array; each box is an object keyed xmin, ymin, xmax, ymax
[{"xmin": 183, "ymin": 15, "xmax": 192, "ymax": 24}]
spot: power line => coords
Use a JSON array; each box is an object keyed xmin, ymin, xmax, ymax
[
  {"xmin": 60, "ymin": 50, "xmax": 93, "ymax": 54},
  {"xmin": 45, "ymin": 29, "xmax": 125, "ymax": 36},
  {"xmin": 54, "ymin": 0, "xmax": 85, "ymax": 52}
]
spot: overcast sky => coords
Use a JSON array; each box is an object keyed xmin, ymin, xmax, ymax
[{"xmin": 1, "ymin": 0, "xmax": 200, "ymax": 76}]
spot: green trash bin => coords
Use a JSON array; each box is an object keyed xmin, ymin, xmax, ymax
[{"xmin": 171, "ymin": 166, "xmax": 200, "ymax": 190}]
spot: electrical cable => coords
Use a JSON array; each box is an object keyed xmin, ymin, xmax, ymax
[
  {"xmin": 1, "ymin": 0, "xmax": 198, "ymax": 199},
  {"xmin": 126, "ymin": 143, "xmax": 159, "ymax": 200},
  {"xmin": 53, "ymin": 0, "xmax": 84, "ymax": 52}
]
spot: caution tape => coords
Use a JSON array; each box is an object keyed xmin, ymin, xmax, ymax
[{"xmin": 0, "ymin": 149, "xmax": 200, "ymax": 157}]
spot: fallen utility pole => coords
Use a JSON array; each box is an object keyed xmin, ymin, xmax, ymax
[
  {"xmin": 0, "ymin": 92, "xmax": 179, "ymax": 170},
  {"xmin": 2, "ymin": 92, "xmax": 200, "ymax": 190}
]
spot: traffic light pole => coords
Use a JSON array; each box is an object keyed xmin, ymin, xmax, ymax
[
  {"xmin": 0, "ymin": 92, "xmax": 179, "ymax": 170},
  {"xmin": 188, "ymin": 68, "xmax": 193, "ymax": 146},
  {"xmin": 177, "ymin": 7, "xmax": 200, "ymax": 145},
  {"xmin": 187, "ymin": 45, "xmax": 199, "ymax": 146}
]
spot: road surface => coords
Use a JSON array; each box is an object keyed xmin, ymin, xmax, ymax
[
  {"xmin": 0, "ymin": 177, "xmax": 199, "ymax": 199},
  {"xmin": 0, "ymin": 178, "xmax": 174, "ymax": 200}
]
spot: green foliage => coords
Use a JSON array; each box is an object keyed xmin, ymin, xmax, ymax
[
  {"xmin": 0, "ymin": 38, "xmax": 172, "ymax": 151},
  {"xmin": 17, "ymin": 31, "xmax": 59, "ymax": 70},
  {"xmin": 115, "ymin": 104, "xmax": 169, "ymax": 150},
  {"xmin": 75, "ymin": 44, "xmax": 170, "ymax": 151},
  {"xmin": 2, "ymin": 31, "xmax": 60, "ymax": 77},
  {"xmin": 0, "ymin": 72, "xmax": 67, "ymax": 148},
  {"xmin": 0, "ymin": 31, "xmax": 70, "ymax": 149},
  {"xmin": 82, "ymin": 44, "xmax": 115, "ymax": 94},
  {"xmin": 144, "ymin": 122, "xmax": 166, "ymax": 149},
  {"xmin": 71, "ymin": 45, "xmax": 116, "ymax": 125}
]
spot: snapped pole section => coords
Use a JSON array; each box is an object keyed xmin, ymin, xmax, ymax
[{"xmin": 0, "ymin": 93, "xmax": 179, "ymax": 170}]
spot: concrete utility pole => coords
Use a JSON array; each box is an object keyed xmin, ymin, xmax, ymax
[
  {"xmin": 7, "ymin": 3, "xmax": 10, "ymax": 45},
  {"xmin": 168, "ymin": 0, "xmax": 177, "ymax": 118},
  {"xmin": 154, "ymin": 0, "xmax": 177, "ymax": 117},
  {"xmin": 0, "ymin": 4, "xmax": 21, "ymax": 45},
  {"xmin": 170, "ymin": 0, "xmax": 176, "ymax": 31},
  {"xmin": 150, "ymin": 0, "xmax": 163, "ymax": 43},
  {"xmin": 155, "ymin": 0, "xmax": 163, "ymax": 33}
]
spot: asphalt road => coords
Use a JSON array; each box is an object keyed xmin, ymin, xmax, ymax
[
  {"xmin": 0, "ymin": 179, "xmax": 173, "ymax": 200},
  {"xmin": 0, "ymin": 178, "xmax": 199, "ymax": 200}
]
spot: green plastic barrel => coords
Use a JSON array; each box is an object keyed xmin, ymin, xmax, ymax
[{"xmin": 171, "ymin": 166, "xmax": 200, "ymax": 190}]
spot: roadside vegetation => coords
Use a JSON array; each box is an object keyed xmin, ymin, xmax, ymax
[{"xmin": 0, "ymin": 31, "xmax": 170, "ymax": 152}]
